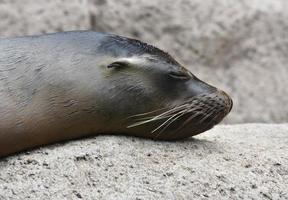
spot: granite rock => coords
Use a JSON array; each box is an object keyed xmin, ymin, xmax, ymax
[{"xmin": 0, "ymin": 124, "xmax": 287, "ymax": 199}]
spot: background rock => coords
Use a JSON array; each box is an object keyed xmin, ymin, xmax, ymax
[
  {"xmin": 0, "ymin": 0, "xmax": 288, "ymax": 123},
  {"xmin": 0, "ymin": 0, "xmax": 90, "ymax": 37},
  {"xmin": 0, "ymin": 124, "xmax": 287, "ymax": 199}
]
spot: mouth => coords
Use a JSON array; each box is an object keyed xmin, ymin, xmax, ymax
[{"xmin": 127, "ymin": 90, "xmax": 233, "ymax": 140}]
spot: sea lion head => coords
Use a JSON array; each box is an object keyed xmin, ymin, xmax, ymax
[{"xmin": 97, "ymin": 34, "xmax": 233, "ymax": 140}]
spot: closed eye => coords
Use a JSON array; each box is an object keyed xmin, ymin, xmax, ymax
[{"xmin": 168, "ymin": 71, "xmax": 191, "ymax": 80}]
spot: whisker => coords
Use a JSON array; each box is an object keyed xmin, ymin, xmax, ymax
[
  {"xmin": 175, "ymin": 111, "xmax": 202, "ymax": 132},
  {"xmin": 127, "ymin": 119, "xmax": 158, "ymax": 128},
  {"xmin": 151, "ymin": 110, "xmax": 187, "ymax": 133},
  {"xmin": 197, "ymin": 112, "xmax": 215, "ymax": 124},
  {"xmin": 151, "ymin": 104, "xmax": 188, "ymax": 118},
  {"xmin": 131, "ymin": 108, "xmax": 186, "ymax": 122},
  {"xmin": 127, "ymin": 104, "xmax": 189, "ymax": 128},
  {"xmin": 201, "ymin": 111, "xmax": 223, "ymax": 132},
  {"xmin": 131, "ymin": 113, "xmax": 177, "ymax": 123},
  {"xmin": 126, "ymin": 107, "xmax": 166, "ymax": 119},
  {"xmin": 151, "ymin": 114, "xmax": 179, "ymax": 134},
  {"xmin": 196, "ymin": 105, "xmax": 218, "ymax": 124},
  {"xmin": 209, "ymin": 111, "xmax": 222, "ymax": 124},
  {"xmin": 154, "ymin": 110, "xmax": 189, "ymax": 139},
  {"xmin": 127, "ymin": 112, "xmax": 178, "ymax": 128},
  {"xmin": 127, "ymin": 95, "xmax": 218, "ymax": 136}
]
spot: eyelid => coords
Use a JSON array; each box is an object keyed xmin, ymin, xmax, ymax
[
  {"xmin": 107, "ymin": 61, "xmax": 129, "ymax": 69},
  {"xmin": 168, "ymin": 71, "xmax": 191, "ymax": 80}
]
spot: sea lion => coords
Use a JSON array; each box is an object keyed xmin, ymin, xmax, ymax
[{"xmin": 0, "ymin": 31, "xmax": 232, "ymax": 157}]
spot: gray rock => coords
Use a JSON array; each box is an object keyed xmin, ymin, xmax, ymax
[
  {"xmin": 0, "ymin": 124, "xmax": 287, "ymax": 199},
  {"xmin": 0, "ymin": 0, "xmax": 90, "ymax": 37}
]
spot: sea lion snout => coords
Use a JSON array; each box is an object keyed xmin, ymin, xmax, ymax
[
  {"xmin": 196, "ymin": 89, "xmax": 233, "ymax": 125},
  {"xmin": 216, "ymin": 90, "xmax": 233, "ymax": 114},
  {"xmin": 156, "ymin": 89, "xmax": 233, "ymax": 140},
  {"xmin": 185, "ymin": 76, "xmax": 233, "ymax": 117},
  {"xmin": 186, "ymin": 77, "xmax": 217, "ymax": 97},
  {"xmin": 185, "ymin": 77, "xmax": 233, "ymax": 126},
  {"xmin": 147, "ymin": 76, "xmax": 234, "ymax": 140}
]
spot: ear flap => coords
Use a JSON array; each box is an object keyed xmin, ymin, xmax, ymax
[{"xmin": 107, "ymin": 61, "xmax": 129, "ymax": 69}]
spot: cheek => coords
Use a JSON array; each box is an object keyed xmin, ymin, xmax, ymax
[{"xmin": 105, "ymin": 75, "xmax": 151, "ymax": 102}]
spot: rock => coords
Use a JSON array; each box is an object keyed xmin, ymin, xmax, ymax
[
  {"xmin": 0, "ymin": 0, "xmax": 90, "ymax": 37},
  {"xmin": 0, "ymin": 124, "xmax": 287, "ymax": 199}
]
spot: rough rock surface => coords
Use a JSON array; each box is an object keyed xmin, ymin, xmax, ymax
[
  {"xmin": 0, "ymin": 0, "xmax": 287, "ymax": 123},
  {"xmin": 0, "ymin": 0, "xmax": 90, "ymax": 37},
  {"xmin": 0, "ymin": 124, "xmax": 287, "ymax": 199}
]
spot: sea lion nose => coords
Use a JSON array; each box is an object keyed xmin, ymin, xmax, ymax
[
  {"xmin": 216, "ymin": 90, "xmax": 233, "ymax": 114},
  {"xmin": 187, "ymin": 77, "xmax": 217, "ymax": 97}
]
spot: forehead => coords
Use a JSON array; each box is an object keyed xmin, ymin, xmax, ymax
[
  {"xmin": 98, "ymin": 34, "xmax": 179, "ymax": 65},
  {"xmin": 119, "ymin": 54, "xmax": 190, "ymax": 75}
]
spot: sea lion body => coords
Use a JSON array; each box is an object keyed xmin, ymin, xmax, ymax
[{"xmin": 0, "ymin": 31, "xmax": 232, "ymax": 157}]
